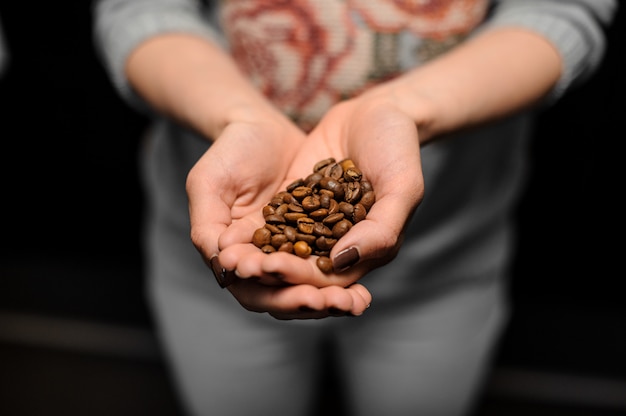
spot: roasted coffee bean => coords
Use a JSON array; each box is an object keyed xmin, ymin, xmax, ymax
[
  {"xmin": 277, "ymin": 191, "xmax": 295, "ymax": 204},
  {"xmin": 316, "ymin": 256, "xmax": 334, "ymax": 274},
  {"xmin": 323, "ymin": 162, "xmax": 343, "ymax": 180},
  {"xmin": 271, "ymin": 233, "xmax": 289, "ymax": 249},
  {"xmin": 283, "ymin": 226, "xmax": 297, "ymax": 242},
  {"xmin": 262, "ymin": 205, "xmax": 275, "ymax": 217},
  {"xmin": 314, "ymin": 158, "xmax": 335, "ymax": 172},
  {"xmin": 252, "ymin": 158, "xmax": 375, "ymax": 273},
  {"xmin": 338, "ymin": 201, "xmax": 354, "ymax": 217},
  {"xmin": 312, "ymin": 222, "xmax": 333, "ymax": 238},
  {"xmin": 327, "ymin": 198, "xmax": 339, "ymax": 215},
  {"xmin": 261, "ymin": 245, "xmax": 276, "ymax": 254},
  {"xmin": 302, "ymin": 195, "xmax": 321, "ymax": 211},
  {"xmin": 353, "ymin": 203, "xmax": 367, "ymax": 223},
  {"xmin": 322, "ymin": 212, "xmax": 344, "ymax": 226},
  {"xmin": 320, "ymin": 177, "xmax": 345, "ymax": 200},
  {"xmin": 275, "ymin": 203, "xmax": 289, "ymax": 216},
  {"xmin": 278, "ymin": 242, "xmax": 294, "ymax": 253},
  {"xmin": 296, "ymin": 233, "xmax": 317, "ymax": 245},
  {"xmin": 305, "ymin": 172, "xmax": 323, "ymax": 188},
  {"xmin": 292, "ymin": 186, "xmax": 313, "ymax": 200},
  {"xmin": 343, "ymin": 167, "xmax": 362, "ymax": 182},
  {"xmin": 265, "ymin": 214, "xmax": 286, "ymax": 224},
  {"xmin": 294, "ymin": 240, "xmax": 312, "ymax": 258},
  {"xmin": 332, "ymin": 219, "xmax": 352, "ymax": 239},
  {"xmin": 359, "ymin": 191, "xmax": 376, "ymax": 211},
  {"xmin": 316, "ymin": 236, "xmax": 337, "ymax": 251},
  {"xmin": 265, "ymin": 223, "xmax": 283, "ymax": 234},
  {"xmin": 344, "ymin": 181, "xmax": 361, "ymax": 204},
  {"xmin": 252, "ymin": 227, "xmax": 272, "ymax": 247},
  {"xmin": 319, "ymin": 193, "xmax": 331, "ymax": 209},
  {"xmin": 361, "ymin": 180, "xmax": 373, "ymax": 193},
  {"xmin": 284, "ymin": 212, "xmax": 308, "ymax": 222},
  {"xmin": 309, "ymin": 208, "xmax": 329, "ymax": 221},
  {"xmin": 286, "ymin": 179, "xmax": 304, "ymax": 192},
  {"xmin": 297, "ymin": 217, "xmax": 315, "ymax": 234},
  {"xmin": 288, "ymin": 202, "xmax": 304, "ymax": 213},
  {"xmin": 269, "ymin": 197, "xmax": 283, "ymax": 207}
]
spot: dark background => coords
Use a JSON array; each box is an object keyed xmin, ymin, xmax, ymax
[{"xmin": 0, "ymin": 2, "xmax": 624, "ymax": 415}]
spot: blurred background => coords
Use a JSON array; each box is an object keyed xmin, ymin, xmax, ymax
[{"xmin": 0, "ymin": 2, "xmax": 624, "ymax": 416}]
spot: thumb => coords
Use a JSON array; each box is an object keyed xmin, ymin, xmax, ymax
[{"xmin": 329, "ymin": 191, "xmax": 412, "ymax": 274}]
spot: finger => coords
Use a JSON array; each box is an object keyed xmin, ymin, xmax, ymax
[
  {"xmin": 269, "ymin": 284, "xmax": 372, "ymax": 319},
  {"xmin": 219, "ymin": 243, "xmax": 285, "ymax": 286},
  {"xmin": 218, "ymin": 213, "xmax": 265, "ymax": 250},
  {"xmin": 189, "ymin": 192, "xmax": 232, "ymax": 259},
  {"xmin": 228, "ymin": 279, "xmax": 327, "ymax": 314},
  {"xmin": 260, "ymin": 251, "xmax": 358, "ymax": 288},
  {"xmin": 345, "ymin": 283, "xmax": 372, "ymax": 316}
]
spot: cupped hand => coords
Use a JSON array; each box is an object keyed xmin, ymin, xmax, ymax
[
  {"xmin": 219, "ymin": 94, "xmax": 425, "ymax": 289},
  {"xmin": 187, "ymin": 113, "xmax": 305, "ymax": 287},
  {"xmin": 189, "ymin": 113, "xmax": 375, "ymax": 318}
]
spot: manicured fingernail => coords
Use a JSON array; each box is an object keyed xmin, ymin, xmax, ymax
[
  {"xmin": 333, "ymin": 247, "xmax": 360, "ymax": 272},
  {"xmin": 210, "ymin": 256, "xmax": 236, "ymax": 288}
]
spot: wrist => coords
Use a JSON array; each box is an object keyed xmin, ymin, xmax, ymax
[{"xmin": 357, "ymin": 80, "xmax": 440, "ymax": 144}]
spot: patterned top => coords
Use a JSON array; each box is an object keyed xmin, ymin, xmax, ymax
[{"xmin": 220, "ymin": 0, "xmax": 489, "ymax": 130}]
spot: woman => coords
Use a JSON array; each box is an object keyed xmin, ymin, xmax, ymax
[{"xmin": 93, "ymin": 1, "xmax": 616, "ymax": 415}]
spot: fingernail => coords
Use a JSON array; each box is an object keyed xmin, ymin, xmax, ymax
[
  {"xmin": 333, "ymin": 247, "xmax": 360, "ymax": 272},
  {"xmin": 210, "ymin": 256, "xmax": 236, "ymax": 288},
  {"xmin": 299, "ymin": 306, "xmax": 314, "ymax": 312}
]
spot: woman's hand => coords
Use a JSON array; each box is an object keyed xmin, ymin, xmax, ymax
[
  {"xmin": 218, "ymin": 94, "xmax": 424, "ymax": 289},
  {"xmin": 187, "ymin": 114, "xmax": 305, "ymax": 287}
]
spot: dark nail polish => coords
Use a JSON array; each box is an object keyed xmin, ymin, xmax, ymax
[
  {"xmin": 210, "ymin": 256, "xmax": 236, "ymax": 288},
  {"xmin": 299, "ymin": 306, "xmax": 314, "ymax": 312},
  {"xmin": 333, "ymin": 247, "xmax": 359, "ymax": 272}
]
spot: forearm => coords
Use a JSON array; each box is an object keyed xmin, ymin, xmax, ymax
[
  {"xmin": 366, "ymin": 27, "xmax": 562, "ymax": 143},
  {"xmin": 125, "ymin": 33, "xmax": 281, "ymax": 140}
]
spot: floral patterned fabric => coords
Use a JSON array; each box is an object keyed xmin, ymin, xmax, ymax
[{"xmin": 220, "ymin": 0, "xmax": 489, "ymax": 129}]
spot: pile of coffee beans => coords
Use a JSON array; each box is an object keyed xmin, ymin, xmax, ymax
[{"xmin": 252, "ymin": 158, "xmax": 375, "ymax": 273}]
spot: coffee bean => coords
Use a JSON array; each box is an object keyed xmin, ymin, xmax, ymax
[
  {"xmin": 271, "ymin": 233, "xmax": 288, "ymax": 249},
  {"xmin": 331, "ymin": 219, "xmax": 352, "ymax": 239},
  {"xmin": 297, "ymin": 217, "xmax": 315, "ymax": 234},
  {"xmin": 294, "ymin": 240, "xmax": 312, "ymax": 257},
  {"xmin": 251, "ymin": 158, "xmax": 375, "ymax": 273},
  {"xmin": 292, "ymin": 186, "xmax": 313, "ymax": 200},
  {"xmin": 353, "ymin": 203, "xmax": 367, "ymax": 223},
  {"xmin": 309, "ymin": 208, "xmax": 329, "ymax": 221},
  {"xmin": 344, "ymin": 181, "xmax": 361, "ymax": 204},
  {"xmin": 343, "ymin": 167, "xmax": 362, "ymax": 182},
  {"xmin": 359, "ymin": 191, "xmax": 376, "ymax": 211},
  {"xmin": 261, "ymin": 245, "xmax": 276, "ymax": 254},
  {"xmin": 252, "ymin": 227, "xmax": 271, "ymax": 247},
  {"xmin": 316, "ymin": 256, "xmax": 333, "ymax": 273},
  {"xmin": 301, "ymin": 195, "xmax": 321, "ymax": 211},
  {"xmin": 314, "ymin": 158, "xmax": 335, "ymax": 172},
  {"xmin": 284, "ymin": 212, "xmax": 308, "ymax": 222},
  {"xmin": 278, "ymin": 242, "xmax": 294, "ymax": 253},
  {"xmin": 265, "ymin": 223, "xmax": 283, "ymax": 234}
]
